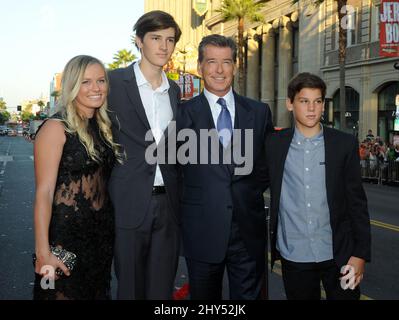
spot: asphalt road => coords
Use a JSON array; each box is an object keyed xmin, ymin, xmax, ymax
[{"xmin": 0, "ymin": 136, "xmax": 398, "ymax": 300}]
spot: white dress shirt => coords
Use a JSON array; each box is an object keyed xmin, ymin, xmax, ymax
[
  {"xmin": 203, "ymin": 87, "xmax": 235, "ymax": 129},
  {"xmin": 134, "ymin": 61, "xmax": 173, "ymax": 186}
]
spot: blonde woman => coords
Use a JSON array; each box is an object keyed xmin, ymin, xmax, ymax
[{"xmin": 33, "ymin": 55, "xmax": 121, "ymax": 300}]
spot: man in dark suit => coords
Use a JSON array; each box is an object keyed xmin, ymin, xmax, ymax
[
  {"xmin": 266, "ymin": 72, "xmax": 371, "ymax": 300},
  {"xmin": 107, "ymin": 11, "xmax": 181, "ymax": 299},
  {"xmin": 177, "ymin": 34, "xmax": 274, "ymax": 299}
]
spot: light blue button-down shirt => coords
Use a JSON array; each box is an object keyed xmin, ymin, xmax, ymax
[{"xmin": 277, "ymin": 126, "xmax": 333, "ymax": 263}]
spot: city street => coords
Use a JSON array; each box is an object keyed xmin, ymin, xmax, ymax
[{"xmin": 0, "ymin": 136, "xmax": 398, "ymax": 300}]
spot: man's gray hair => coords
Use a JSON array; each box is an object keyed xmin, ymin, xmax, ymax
[{"xmin": 198, "ymin": 34, "xmax": 237, "ymax": 63}]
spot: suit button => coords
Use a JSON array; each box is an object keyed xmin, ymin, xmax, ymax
[
  {"xmin": 227, "ymin": 205, "xmax": 232, "ymax": 209},
  {"xmin": 149, "ymin": 171, "xmax": 154, "ymax": 176}
]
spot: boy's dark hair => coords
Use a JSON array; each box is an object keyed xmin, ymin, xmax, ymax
[
  {"xmin": 198, "ymin": 34, "xmax": 237, "ymax": 63},
  {"xmin": 287, "ymin": 72, "xmax": 326, "ymax": 102},
  {"xmin": 133, "ymin": 10, "xmax": 182, "ymax": 48}
]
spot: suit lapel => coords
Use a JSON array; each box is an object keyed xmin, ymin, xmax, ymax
[
  {"xmin": 323, "ymin": 126, "xmax": 335, "ymax": 218},
  {"xmin": 230, "ymin": 94, "xmax": 254, "ymax": 178},
  {"xmin": 168, "ymin": 81, "xmax": 178, "ymax": 120},
  {"xmin": 123, "ymin": 62, "xmax": 151, "ymax": 131},
  {"xmin": 198, "ymin": 93, "xmax": 217, "ymax": 129},
  {"xmin": 159, "ymin": 81, "xmax": 179, "ymax": 154}
]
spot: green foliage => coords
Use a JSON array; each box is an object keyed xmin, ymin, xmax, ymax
[
  {"xmin": 0, "ymin": 99, "xmax": 7, "ymax": 111},
  {"xmin": 50, "ymin": 90, "xmax": 60, "ymax": 97},
  {"xmin": 21, "ymin": 110, "xmax": 35, "ymax": 122},
  {"xmin": 0, "ymin": 110, "xmax": 10, "ymax": 124},
  {"xmin": 24, "ymin": 103, "xmax": 33, "ymax": 113},
  {"xmin": 217, "ymin": 0, "xmax": 266, "ymax": 23},
  {"xmin": 108, "ymin": 49, "xmax": 137, "ymax": 70}
]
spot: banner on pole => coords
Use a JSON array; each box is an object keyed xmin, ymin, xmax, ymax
[
  {"xmin": 379, "ymin": 0, "xmax": 399, "ymax": 57},
  {"xmin": 193, "ymin": 0, "xmax": 208, "ymax": 17}
]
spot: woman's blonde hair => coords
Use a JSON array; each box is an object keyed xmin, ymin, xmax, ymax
[{"xmin": 58, "ymin": 55, "xmax": 123, "ymax": 163}]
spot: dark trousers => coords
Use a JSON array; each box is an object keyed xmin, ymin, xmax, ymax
[
  {"xmin": 186, "ymin": 220, "xmax": 264, "ymax": 300},
  {"xmin": 281, "ymin": 258, "xmax": 361, "ymax": 300},
  {"xmin": 114, "ymin": 193, "xmax": 180, "ymax": 300}
]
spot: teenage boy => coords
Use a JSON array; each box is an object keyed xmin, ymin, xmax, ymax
[
  {"xmin": 108, "ymin": 11, "xmax": 182, "ymax": 300},
  {"xmin": 266, "ymin": 72, "xmax": 371, "ymax": 300}
]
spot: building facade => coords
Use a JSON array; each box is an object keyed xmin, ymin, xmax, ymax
[
  {"xmin": 145, "ymin": 0, "xmax": 399, "ymax": 143},
  {"xmin": 321, "ymin": 0, "xmax": 398, "ymax": 143},
  {"xmin": 49, "ymin": 73, "xmax": 61, "ymax": 115},
  {"xmin": 145, "ymin": 0, "xmax": 211, "ymax": 74}
]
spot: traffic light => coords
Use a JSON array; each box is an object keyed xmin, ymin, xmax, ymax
[{"xmin": 17, "ymin": 105, "xmax": 21, "ymax": 111}]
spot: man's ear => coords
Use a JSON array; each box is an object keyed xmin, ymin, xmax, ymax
[
  {"xmin": 286, "ymin": 98, "xmax": 293, "ymax": 111},
  {"xmin": 197, "ymin": 61, "xmax": 203, "ymax": 77},
  {"xmin": 135, "ymin": 36, "xmax": 143, "ymax": 50}
]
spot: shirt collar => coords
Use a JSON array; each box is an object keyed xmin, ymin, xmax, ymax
[
  {"xmin": 293, "ymin": 124, "xmax": 324, "ymax": 144},
  {"xmin": 133, "ymin": 61, "xmax": 170, "ymax": 92},
  {"xmin": 203, "ymin": 87, "xmax": 234, "ymax": 109}
]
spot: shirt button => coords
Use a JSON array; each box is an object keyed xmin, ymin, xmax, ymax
[
  {"xmin": 297, "ymin": 142, "xmax": 301, "ymax": 145},
  {"xmin": 306, "ymin": 185, "xmax": 310, "ymax": 189},
  {"xmin": 307, "ymin": 203, "xmax": 311, "ymax": 207},
  {"xmin": 309, "ymin": 220, "xmax": 312, "ymax": 224},
  {"xmin": 306, "ymin": 150, "xmax": 310, "ymax": 154},
  {"xmin": 305, "ymin": 168, "xmax": 309, "ymax": 171}
]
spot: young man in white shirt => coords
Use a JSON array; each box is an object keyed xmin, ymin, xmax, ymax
[{"xmin": 108, "ymin": 10, "xmax": 182, "ymax": 300}]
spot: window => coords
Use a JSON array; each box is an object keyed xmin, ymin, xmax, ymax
[
  {"xmin": 346, "ymin": 7, "xmax": 357, "ymax": 47},
  {"xmin": 370, "ymin": 4, "xmax": 380, "ymax": 42},
  {"xmin": 378, "ymin": 82, "xmax": 399, "ymax": 142},
  {"xmin": 332, "ymin": 87, "xmax": 360, "ymax": 135}
]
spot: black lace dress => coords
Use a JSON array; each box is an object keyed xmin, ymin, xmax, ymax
[{"xmin": 33, "ymin": 114, "xmax": 115, "ymax": 300}]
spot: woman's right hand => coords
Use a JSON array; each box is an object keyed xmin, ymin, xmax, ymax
[{"xmin": 34, "ymin": 249, "xmax": 71, "ymax": 280}]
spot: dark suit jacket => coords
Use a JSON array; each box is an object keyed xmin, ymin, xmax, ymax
[
  {"xmin": 266, "ymin": 126, "xmax": 371, "ymax": 269},
  {"xmin": 177, "ymin": 92, "xmax": 274, "ymax": 264},
  {"xmin": 107, "ymin": 62, "xmax": 181, "ymax": 229}
]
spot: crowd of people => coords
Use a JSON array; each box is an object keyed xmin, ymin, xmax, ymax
[{"xmin": 359, "ymin": 130, "xmax": 399, "ymax": 180}]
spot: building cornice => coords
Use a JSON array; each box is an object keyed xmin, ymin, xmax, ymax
[
  {"xmin": 321, "ymin": 56, "xmax": 399, "ymax": 72},
  {"xmin": 205, "ymin": 13, "xmax": 224, "ymax": 29}
]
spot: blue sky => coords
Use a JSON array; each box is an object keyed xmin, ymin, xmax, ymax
[{"xmin": 0, "ymin": 0, "xmax": 144, "ymax": 110}]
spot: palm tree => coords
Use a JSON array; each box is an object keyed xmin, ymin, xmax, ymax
[
  {"xmin": 107, "ymin": 61, "xmax": 120, "ymax": 70},
  {"xmin": 50, "ymin": 91, "xmax": 60, "ymax": 98},
  {"xmin": 0, "ymin": 99, "xmax": 6, "ymax": 111},
  {"xmin": 109, "ymin": 49, "xmax": 136, "ymax": 70},
  {"xmin": 37, "ymin": 100, "xmax": 45, "ymax": 112},
  {"xmin": 293, "ymin": 0, "xmax": 348, "ymax": 131},
  {"xmin": 217, "ymin": 0, "xmax": 266, "ymax": 94}
]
